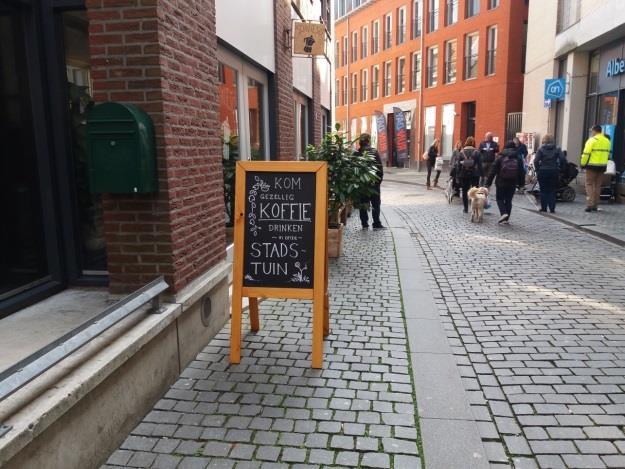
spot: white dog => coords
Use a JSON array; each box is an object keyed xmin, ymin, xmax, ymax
[{"xmin": 467, "ymin": 187, "xmax": 489, "ymax": 223}]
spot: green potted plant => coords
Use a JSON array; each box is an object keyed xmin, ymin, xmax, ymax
[{"xmin": 307, "ymin": 124, "xmax": 380, "ymax": 257}]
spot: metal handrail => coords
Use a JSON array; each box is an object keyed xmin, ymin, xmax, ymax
[{"xmin": 0, "ymin": 277, "xmax": 168, "ymax": 405}]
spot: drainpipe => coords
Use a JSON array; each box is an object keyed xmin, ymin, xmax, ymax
[{"xmin": 416, "ymin": 11, "xmax": 424, "ymax": 172}]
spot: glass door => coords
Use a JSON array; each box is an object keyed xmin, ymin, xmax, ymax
[{"xmin": 0, "ymin": 7, "xmax": 51, "ymax": 302}]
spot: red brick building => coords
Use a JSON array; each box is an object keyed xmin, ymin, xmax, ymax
[{"xmin": 334, "ymin": 0, "xmax": 528, "ymax": 164}]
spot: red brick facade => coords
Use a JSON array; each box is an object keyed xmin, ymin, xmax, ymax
[
  {"xmin": 87, "ymin": 0, "xmax": 225, "ymax": 293},
  {"xmin": 335, "ymin": 0, "xmax": 527, "ymax": 156},
  {"xmin": 273, "ymin": 0, "xmax": 297, "ymax": 161}
]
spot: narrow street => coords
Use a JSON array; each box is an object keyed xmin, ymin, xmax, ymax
[{"xmin": 103, "ymin": 182, "xmax": 625, "ymax": 469}]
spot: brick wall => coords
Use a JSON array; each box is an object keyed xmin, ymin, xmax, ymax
[
  {"xmin": 87, "ymin": 0, "xmax": 225, "ymax": 293},
  {"xmin": 273, "ymin": 0, "xmax": 296, "ymax": 161}
]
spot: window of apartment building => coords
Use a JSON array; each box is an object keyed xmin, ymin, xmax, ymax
[
  {"xmin": 372, "ymin": 65, "xmax": 380, "ymax": 99},
  {"xmin": 384, "ymin": 13, "xmax": 393, "ymax": 49},
  {"xmin": 427, "ymin": 46, "xmax": 438, "ymax": 87},
  {"xmin": 411, "ymin": 52, "xmax": 422, "ymax": 90},
  {"xmin": 335, "ymin": 79, "xmax": 340, "ymax": 106},
  {"xmin": 342, "ymin": 36, "xmax": 348, "ymax": 66},
  {"xmin": 397, "ymin": 57, "xmax": 406, "ymax": 94},
  {"xmin": 428, "ymin": 0, "xmax": 439, "ymax": 33},
  {"xmin": 384, "ymin": 61, "xmax": 392, "ymax": 96},
  {"xmin": 335, "ymin": 41, "xmax": 339, "ymax": 67},
  {"xmin": 466, "ymin": 0, "xmax": 479, "ymax": 18},
  {"xmin": 352, "ymin": 73, "xmax": 358, "ymax": 103},
  {"xmin": 412, "ymin": 1, "xmax": 422, "ymax": 38},
  {"xmin": 464, "ymin": 33, "xmax": 478, "ymax": 79},
  {"xmin": 397, "ymin": 6, "xmax": 406, "ymax": 45},
  {"xmin": 486, "ymin": 26, "xmax": 497, "ymax": 75},
  {"xmin": 361, "ymin": 26, "xmax": 368, "ymax": 58},
  {"xmin": 343, "ymin": 76, "xmax": 348, "ymax": 105},
  {"xmin": 361, "ymin": 69, "xmax": 368, "ymax": 101},
  {"xmin": 444, "ymin": 40, "xmax": 456, "ymax": 83},
  {"xmin": 488, "ymin": 0, "xmax": 500, "ymax": 9},
  {"xmin": 372, "ymin": 20, "xmax": 380, "ymax": 54},
  {"xmin": 445, "ymin": 0, "xmax": 458, "ymax": 26},
  {"xmin": 352, "ymin": 31, "xmax": 358, "ymax": 62},
  {"xmin": 557, "ymin": 0, "xmax": 580, "ymax": 33}
]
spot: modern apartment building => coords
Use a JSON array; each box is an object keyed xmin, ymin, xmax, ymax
[
  {"xmin": 334, "ymin": 0, "xmax": 528, "ymax": 165},
  {"xmin": 523, "ymin": 0, "xmax": 625, "ymax": 187}
]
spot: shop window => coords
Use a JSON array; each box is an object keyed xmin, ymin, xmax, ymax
[
  {"xmin": 62, "ymin": 11, "xmax": 106, "ymax": 273},
  {"xmin": 441, "ymin": 104, "xmax": 455, "ymax": 157},
  {"xmin": 598, "ymin": 92, "xmax": 618, "ymax": 126},
  {"xmin": 218, "ymin": 50, "xmax": 269, "ymax": 227},
  {"xmin": 588, "ymin": 51, "xmax": 599, "ymax": 94}
]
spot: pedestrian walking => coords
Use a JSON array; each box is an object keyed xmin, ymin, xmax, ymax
[
  {"xmin": 355, "ymin": 133, "xmax": 385, "ymax": 229},
  {"xmin": 450, "ymin": 140, "xmax": 463, "ymax": 196},
  {"xmin": 458, "ymin": 137, "xmax": 482, "ymax": 214},
  {"xmin": 514, "ymin": 136, "xmax": 528, "ymax": 165},
  {"xmin": 581, "ymin": 125, "xmax": 610, "ymax": 212},
  {"xmin": 486, "ymin": 140, "xmax": 525, "ymax": 224},
  {"xmin": 426, "ymin": 139, "xmax": 440, "ymax": 190},
  {"xmin": 533, "ymin": 134, "xmax": 566, "ymax": 213},
  {"xmin": 478, "ymin": 132, "xmax": 500, "ymax": 186}
]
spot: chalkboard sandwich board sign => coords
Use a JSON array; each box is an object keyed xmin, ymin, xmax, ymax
[{"xmin": 230, "ymin": 161, "xmax": 329, "ymax": 368}]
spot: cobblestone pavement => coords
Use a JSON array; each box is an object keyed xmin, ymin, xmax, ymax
[
  {"xmin": 386, "ymin": 181, "xmax": 625, "ymax": 469},
  {"xmin": 103, "ymin": 220, "xmax": 422, "ymax": 468}
]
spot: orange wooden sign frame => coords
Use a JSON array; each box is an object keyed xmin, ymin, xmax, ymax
[{"xmin": 230, "ymin": 161, "xmax": 329, "ymax": 368}]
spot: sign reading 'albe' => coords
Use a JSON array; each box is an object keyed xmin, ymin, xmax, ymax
[{"xmin": 243, "ymin": 172, "xmax": 316, "ymax": 288}]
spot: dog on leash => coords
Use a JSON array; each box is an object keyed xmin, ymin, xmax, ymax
[{"xmin": 467, "ymin": 187, "xmax": 489, "ymax": 223}]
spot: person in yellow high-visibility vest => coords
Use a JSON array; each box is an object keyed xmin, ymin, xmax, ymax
[{"xmin": 580, "ymin": 125, "xmax": 611, "ymax": 212}]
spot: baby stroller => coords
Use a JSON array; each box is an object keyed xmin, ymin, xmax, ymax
[
  {"xmin": 526, "ymin": 161, "xmax": 579, "ymax": 202},
  {"xmin": 600, "ymin": 163, "xmax": 621, "ymax": 203},
  {"xmin": 444, "ymin": 166, "xmax": 461, "ymax": 204}
]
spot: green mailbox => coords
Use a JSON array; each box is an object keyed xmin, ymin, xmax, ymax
[{"xmin": 86, "ymin": 102, "xmax": 157, "ymax": 193}]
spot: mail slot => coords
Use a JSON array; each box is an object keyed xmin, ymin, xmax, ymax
[{"xmin": 86, "ymin": 102, "xmax": 157, "ymax": 194}]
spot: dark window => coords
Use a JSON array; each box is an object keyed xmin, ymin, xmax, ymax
[
  {"xmin": 445, "ymin": 0, "xmax": 458, "ymax": 26},
  {"xmin": 466, "ymin": 0, "xmax": 479, "ymax": 18}
]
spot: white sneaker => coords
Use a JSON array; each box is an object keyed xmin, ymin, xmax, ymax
[{"xmin": 498, "ymin": 214, "xmax": 509, "ymax": 224}]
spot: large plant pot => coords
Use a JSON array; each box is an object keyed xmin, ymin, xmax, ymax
[{"xmin": 328, "ymin": 224, "xmax": 344, "ymax": 258}]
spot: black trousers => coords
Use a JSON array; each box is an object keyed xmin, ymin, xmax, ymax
[
  {"xmin": 496, "ymin": 185, "xmax": 516, "ymax": 217},
  {"xmin": 426, "ymin": 160, "xmax": 441, "ymax": 186},
  {"xmin": 537, "ymin": 170, "xmax": 559, "ymax": 212},
  {"xmin": 460, "ymin": 176, "xmax": 480, "ymax": 211},
  {"xmin": 360, "ymin": 185, "xmax": 381, "ymax": 226}
]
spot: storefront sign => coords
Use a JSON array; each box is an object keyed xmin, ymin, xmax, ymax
[
  {"xmin": 606, "ymin": 58, "xmax": 625, "ymax": 78},
  {"xmin": 544, "ymin": 79, "xmax": 565, "ymax": 101},
  {"xmin": 230, "ymin": 161, "xmax": 329, "ymax": 368},
  {"xmin": 293, "ymin": 21, "xmax": 326, "ymax": 56}
]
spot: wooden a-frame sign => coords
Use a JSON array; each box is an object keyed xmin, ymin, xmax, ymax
[{"xmin": 230, "ymin": 161, "xmax": 329, "ymax": 368}]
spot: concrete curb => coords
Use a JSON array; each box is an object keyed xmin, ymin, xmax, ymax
[{"xmin": 384, "ymin": 209, "xmax": 490, "ymax": 469}]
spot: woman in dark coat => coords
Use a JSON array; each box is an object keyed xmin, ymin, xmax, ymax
[
  {"xmin": 533, "ymin": 134, "xmax": 566, "ymax": 213},
  {"xmin": 457, "ymin": 137, "xmax": 482, "ymax": 213},
  {"xmin": 486, "ymin": 140, "xmax": 526, "ymax": 224},
  {"xmin": 426, "ymin": 139, "xmax": 440, "ymax": 190}
]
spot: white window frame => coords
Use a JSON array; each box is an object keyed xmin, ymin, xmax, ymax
[
  {"xmin": 486, "ymin": 26, "xmax": 497, "ymax": 76},
  {"xmin": 352, "ymin": 72, "xmax": 358, "ymax": 103},
  {"xmin": 362, "ymin": 25, "xmax": 368, "ymax": 58},
  {"xmin": 412, "ymin": 0, "xmax": 422, "ymax": 38},
  {"xmin": 427, "ymin": 46, "xmax": 438, "ymax": 88},
  {"xmin": 361, "ymin": 68, "xmax": 368, "ymax": 101},
  {"xmin": 412, "ymin": 52, "xmax": 421, "ymax": 91},
  {"xmin": 384, "ymin": 13, "xmax": 393, "ymax": 49},
  {"xmin": 352, "ymin": 31, "xmax": 358, "ymax": 62},
  {"xmin": 397, "ymin": 6, "xmax": 406, "ymax": 44},
  {"xmin": 217, "ymin": 47, "xmax": 270, "ymax": 160},
  {"xmin": 444, "ymin": 39, "xmax": 456, "ymax": 84},
  {"xmin": 372, "ymin": 64, "xmax": 380, "ymax": 99},
  {"xmin": 372, "ymin": 20, "xmax": 380, "ymax": 54},
  {"xmin": 397, "ymin": 56, "xmax": 406, "ymax": 94},
  {"xmin": 384, "ymin": 60, "xmax": 392, "ymax": 96}
]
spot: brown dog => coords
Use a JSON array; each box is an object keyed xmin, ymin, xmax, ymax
[{"xmin": 467, "ymin": 187, "xmax": 489, "ymax": 223}]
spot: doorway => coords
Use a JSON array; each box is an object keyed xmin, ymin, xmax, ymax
[{"xmin": 463, "ymin": 101, "xmax": 476, "ymax": 140}]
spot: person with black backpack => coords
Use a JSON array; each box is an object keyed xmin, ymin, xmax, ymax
[
  {"xmin": 533, "ymin": 134, "xmax": 566, "ymax": 213},
  {"xmin": 486, "ymin": 140, "xmax": 526, "ymax": 224},
  {"xmin": 458, "ymin": 136, "xmax": 482, "ymax": 213}
]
